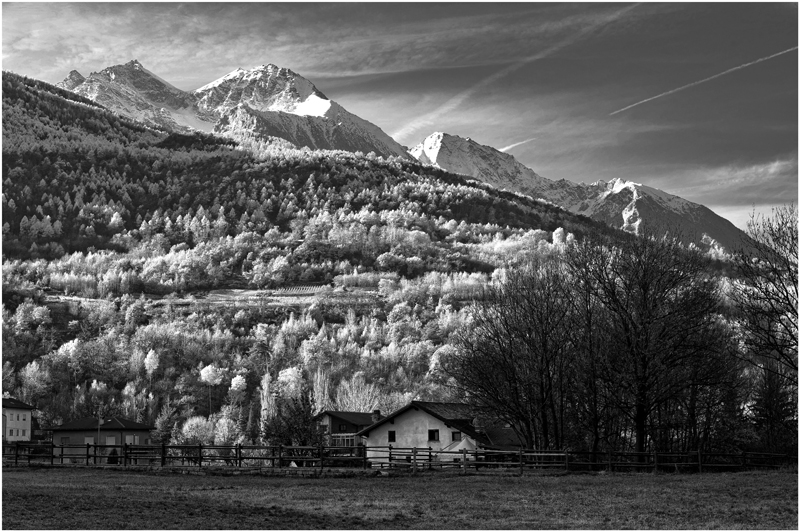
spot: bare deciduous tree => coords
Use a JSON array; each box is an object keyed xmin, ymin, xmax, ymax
[
  {"xmin": 733, "ymin": 204, "xmax": 798, "ymax": 385},
  {"xmin": 335, "ymin": 372, "xmax": 380, "ymax": 412},
  {"xmin": 444, "ymin": 257, "xmax": 575, "ymax": 449},
  {"xmin": 567, "ymin": 231, "xmax": 729, "ymax": 455}
]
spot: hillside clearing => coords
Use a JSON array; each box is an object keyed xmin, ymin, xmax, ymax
[{"xmin": 2, "ymin": 468, "xmax": 796, "ymax": 529}]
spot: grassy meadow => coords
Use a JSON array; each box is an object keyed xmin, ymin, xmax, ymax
[{"xmin": 2, "ymin": 467, "xmax": 797, "ymax": 529}]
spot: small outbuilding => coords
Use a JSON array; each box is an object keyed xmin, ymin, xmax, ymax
[
  {"xmin": 51, "ymin": 416, "xmax": 154, "ymax": 459},
  {"xmin": 316, "ymin": 410, "xmax": 380, "ymax": 447}
]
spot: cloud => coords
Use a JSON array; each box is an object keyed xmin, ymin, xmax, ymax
[
  {"xmin": 499, "ymin": 138, "xmax": 537, "ymax": 152},
  {"xmin": 609, "ymin": 46, "xmax": 798, "ymax": 115},
  {"xmin": 2, "ymin": 3, "xmax": 638, "ymax": 90},
  {"xmin": 390, "ymin": 4, "xmax": 641, "ymax": 143},
  {"xmin": 669, "ymin": 156, "xmax": 798, "ymax": 207}
]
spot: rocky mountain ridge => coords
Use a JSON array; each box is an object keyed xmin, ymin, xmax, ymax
[
  {"xmin": 409, "ymin": 132, "xmax": 747, "ymax": 251},
  {"xmin": 57, "ymin": 60, "xmax": 409, "ymax": 158}
]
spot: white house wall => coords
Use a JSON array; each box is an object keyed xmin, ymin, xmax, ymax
[
  {"xmin": 3, "ymin": 408, "xmax": 32, "ymax": 442},
  {"xmin": 363, "ymin": 408, "xmax": 473, "ymax": 463}
]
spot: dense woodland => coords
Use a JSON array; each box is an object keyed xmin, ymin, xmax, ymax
[{"xmin": 2, "ymin": 72, "xmax": 796, "ymax": 456}]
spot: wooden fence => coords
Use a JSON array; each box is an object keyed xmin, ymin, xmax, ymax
[{"xmin": 1, "ymin": 442, "xmax": 792, "ymax": 474}]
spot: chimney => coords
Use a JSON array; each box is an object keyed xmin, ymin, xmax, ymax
[{"xmin": 371, "ymin": 409, "xmax": 382, "ymax": 423}]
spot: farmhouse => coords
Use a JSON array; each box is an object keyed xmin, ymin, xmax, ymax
[
  {"xmin": 356, "ymin": 401, "xmax": 506, "ymax": 462},
  {"xmin": 316, "ymin": 410, "xmax": 379, "ymax": 447},
  {"xmin": 3, "ymin": 397, "xmax": 35, "ymax": 442},
  {"xmin": 51, "ymin": 416, "xmax": 154, "ymax": 458}
]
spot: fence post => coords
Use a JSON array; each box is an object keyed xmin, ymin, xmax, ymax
[
  {"xmin": 94, "ymin": 443, "xmax": 98, "ymax": 465},
  {"xmin": 60, "ymin": 445, "xmax": 64, "ymax": 465},
  {"xmin": 14, "ymin": 442, "xmax": 19, "ymax": 466},
  {"xmin": 519, "ymin": 449, "xmax": 524, "ymax": 476},
  {"xmin": 462, "ymin": 448, "xmax": 467, "ymax": 474},
  {"xmin": 697, "ymin": 449, "xmax": 702, "ymax": 474},
  {"xmin": 319, "ymin": 443, "xmax": 324, "ymax": 472},
  {"xmin": 565, "ymin": 450, "xmax": 569, "ymax": 472},
  {"xmin": 607, "ymin": 449, "xmax": 612, "ymax": 472},
  {"xmin": 51, "ymin": 442, "xmax": 55, "ymax": 466},
  {"xmin": 413, "ymin": 447, "xmax": 418, "ymax": 473},
  {"xmin": 428, "ymin": 447, "xmax": 432, "ymax": 470},
  {"xmin": 653, "ymin": 451, "xmax": 658, "ymax": 474},
  {"xmin": 277, "ymin": 445, "xmax": 282, "ymax": 469},
  {"xmin": 237, "ymin": 443, "xmax": 242, "ymax": 468},
  {"xmin": 198, "ymin": 443, "xmax": 202, "ymax": 468},
  {"xmin": 86, "ymin": 443, "xmax": 90, "ymax": 466},
  {"xmin": 161, "ymin": 442, "xmax": 166, "ymax": 467},
  {"xmin": 362, "ymin": 445, "xmax": 367, "ymax": 470},
  {"xmin": 388, "ymin": 445, "xmax": 392, "ymax": 469}
]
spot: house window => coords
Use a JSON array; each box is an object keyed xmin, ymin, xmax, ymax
[
  {"xmin": 338, "ymin": 424, "xmax": 348, "ymax": 432},
  {"xmin": 388, "ymin": 430, "xmax": 396, "ymax": 443},
  {"xmin": 61, "ymin": 437, "xmax": 70, "ymax": 445},
  {"xmin": 332, "ymin": 436, "xmax": 355, "ymax": 447},
  {"xmin": 106, "ymin": 436, "xmax": 116, "ymax": 445},
  {"xmin": 428, "ymin": 429, "xmax": 439, "ymax": 441},
  {"xmin": 22, "ymin": 413, "xmax": 26, "ymax": 421},
  {"xmin": 452, "ymin": 431, "xmax": 461, "ymax": 442},
  {"xmin": 16, "ymin": 414, "xmax": 19, "ymax": 421},
  {"xmin": 84, "ymin": 436, "xmax": 95, "ymax": 445},
  {"xmin": 22, "ymin": 429, "xmax": 26, "ymax": 437}
]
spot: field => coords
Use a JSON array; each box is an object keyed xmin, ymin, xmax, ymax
[{"xmin": 2, "ymin": 467, "xmax": 796, "ymax": 529}]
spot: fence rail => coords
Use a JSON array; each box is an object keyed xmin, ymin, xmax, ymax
[{"xmin": 1, "ymin": 442, "xmax": 792, "ymax": 474}]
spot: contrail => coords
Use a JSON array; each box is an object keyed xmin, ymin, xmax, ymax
[
  {"xmin": 392, "ymin": 3, "xmax": 640, "ymax": 143},
  {"xmin": 610, "ymin": 46, "xmax": 798, "ymax": 116},
  {"xmin": 499, "ymin": 137, "xmax": 537, "ymax": 152}
]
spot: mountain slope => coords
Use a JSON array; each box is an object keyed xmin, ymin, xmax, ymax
[
  {"xmin": 57, "ymin": 61, "xmax": 408, "ymax": 158},
  {"xmin": 410, "ymin": 132, "xmax": 550, "ymax": 193},
  {"xmin": 410, "ymin": 132, "xmax": 748, "ymax": 251},
  {"xmin": 2, "ymin": 71, "xmax": 621, "ymax": 264}
]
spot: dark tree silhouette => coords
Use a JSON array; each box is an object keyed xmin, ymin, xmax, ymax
[{"xmin": 566, "ymin": 231, "xmax": 728, "ymax": 455}]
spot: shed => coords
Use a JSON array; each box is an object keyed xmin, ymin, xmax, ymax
[{"xmin": 51, "ymin": 416, "xmax": 154, "ymax": 458}]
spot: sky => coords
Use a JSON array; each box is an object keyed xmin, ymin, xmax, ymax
[{"xmin": 2, "ymin": 2, "xmax": 797, "ymax": 230}]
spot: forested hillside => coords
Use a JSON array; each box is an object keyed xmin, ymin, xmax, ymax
[
  {"xmin": 2, "ymin": 72, "xmax": 794, "ymax": 457},
  {"xmin": 1, "ymin": 72, "xmax": 610, "ymax": 434}
]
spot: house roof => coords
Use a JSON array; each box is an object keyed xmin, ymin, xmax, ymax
[
  {"xmin": 318, "ymin": 410, "xmax": 375, "ymax": 427},
  {"xmin": 355, "ymin": 401, "xmax": 481, "ymax": 438},
  {"xmin": 51, "ymin": 416, "xmax": 153, "ymax": 432},
  {"xmin": 3, "ymin": 398, "xmax": 35, "ymax": 410}
]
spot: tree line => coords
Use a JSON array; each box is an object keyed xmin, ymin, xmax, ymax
[{"xmin": 445, "ymin": 210, "xmax": 797, "ymax": 455}]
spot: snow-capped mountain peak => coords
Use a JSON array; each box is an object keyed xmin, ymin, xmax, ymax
[
  {"xmin": 410, "ymin": 132, "xmax": 549, "ymax": 193},
  {"xmin": 194, "ymin": 64, "xmax": 330, "ymax": 117},
  {"xmin": 56, "ymin": 60, "xmax": 409, "ymax": 158}
]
